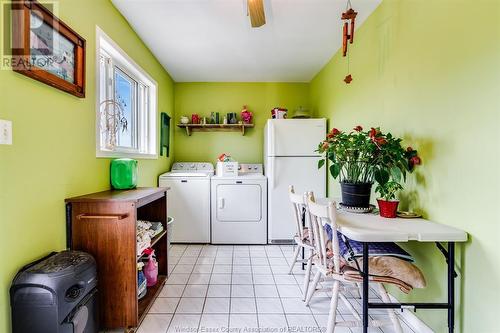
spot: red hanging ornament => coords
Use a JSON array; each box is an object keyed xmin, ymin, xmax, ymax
[{"xmin": 341, "ymin": 1, "xmax": 357, "ymax": 84}]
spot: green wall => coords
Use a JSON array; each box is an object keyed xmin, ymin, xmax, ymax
[
  {"xmin": 174, "ymin": 83, "xmax": 310, "ymax": 163},
  {"xmin": 0, "ymin": 1, "xmax": 174, "ymax": 332},
  {"xmin": 310, "ymin": 0, "xmax": 500, "ymax": 332}
]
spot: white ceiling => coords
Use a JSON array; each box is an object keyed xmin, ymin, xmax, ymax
[{"xmin": 111, "ymin": 0, "xmax": 382, "ymax": 82}]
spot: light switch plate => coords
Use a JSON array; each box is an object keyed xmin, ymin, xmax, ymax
[{"xmin": 0, "ymin": 119, "xmax": 12, "ymax": 145}]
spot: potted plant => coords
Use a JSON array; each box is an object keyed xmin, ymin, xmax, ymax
[
  {"xmin": 374, "ymin": 146, "xmax": 421, "ymax": 217},
  {"xmin": 317, "ymin": 126, "xmax": 421, "ymax": 210}
]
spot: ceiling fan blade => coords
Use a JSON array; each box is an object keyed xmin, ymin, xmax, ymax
[{"xmin": 248, "ymin": 0, "xmax": 266, "ymax": 28}]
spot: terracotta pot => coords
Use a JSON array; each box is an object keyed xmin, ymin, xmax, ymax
[{"xmin": 377, "ymin": 199, "xmax": 399, "ymax": 218}]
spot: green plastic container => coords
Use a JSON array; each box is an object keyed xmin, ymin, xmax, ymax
[{"xmin": 110, "ymin": 158, "xmax": 138, "ymax": 190}]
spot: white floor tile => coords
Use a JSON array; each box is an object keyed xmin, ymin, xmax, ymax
[
  {"xmin": 176, "ymin": 297, "xmax": 205, "ymax": 314},
  {"xmin": 308, "ymin": 297, "xmax": 332, "ymax": 314},
  {"xmin": 188, "ymin": 274, "xmax": 211, "ymax": 285},
  {"xmin": 314, "ymin": 314, "xmax": 351, "ymax": 333},
  {"xmin": 232, "ymin": 265, "xmax": 252, "ymax": 274},
  {"xmin": 281, "ymin": 298, "xmax": 312, "ymax": 314},
  {"xmin": 203, "ymin": 297, "xmax": 230, "ymax": 314},
  {"xmin": 253, "ymin": 274, "xmax": 275, "ymax": 285},
  {"xmin": 256, "ymin": 298, "xmax": 284, "ymax": 313},
  {"xmin": 230, "ymin": 298, "xmax": 257, "ymax": 313},
  {"xmin": 159, "ymin": 285, "xmax": 185, "ymax": 298},
  {"xmin": 274, "ymin": 274, "xmax": 298, "ymax": 285},
  {"xmin": 271, "ymin": 265, "xmax": 292, "ymax": 274},
  {"xmin": 232, "ymin": 274, "xmax": 253, "ymax": 284},
  {"xmin": 167, "ymin": 314, "xmax": 201, "ymax": 333},
  {"xmin": 182, "ymin": 284, "xmax": 208, "ymax": 298},
  {"xmin": 258, "ymin": 314, "xmax": 288, "ymax": 331},
  {"xmin": 137, "ymin": 314, "xmax": 172, "ymax": 333},
  {"xmin": 192, "ymin": 264, "xmax": 213, "ymax": 274},
  {"xmin": 251, "ymin": 257, "xmax": 269, "ymax": 265},
  {"xmin": 207, "ymin": 284, "xmax": 231, "ymax": 298},
  {"xmin": 199, "ymin": 314, "xmax": 229, "ymax": 332},
  {"xmin": 254, "ymin": 284, "xmax": 279, "ymax": 298},
  {"xmin": 342, "ymin": 315, "xmax": 383, "ymax": 332},
  {"xmin": 233, "ymin": 257, "xmax": 251, "ymax": 265},
  {"xmin": 172, "ymin": 264, "xmax": 194, "ymax": 274},
  {"xmin": 217, "ymin": 251, "xmax": 233, "ymax": 258},
  {"xmin": 165, "ymin": 273, "xmax": 190, "ymax": 285},
  {"xmin": 178, "ymin": 257, "xmax": 198, "ymax": 264},
  {"xmin": 268, "ymin": 257, "xmax": 288, "ymax": 265},
  {"xmin": 277, "ymin": 284, "xmax": 303, "ymax": 298},
  {"xmin": 231, "ymin": 284, "xmax": 255, "ymax": 298},
  {"xmin": 215, "ymin": 257, "xmax": 233, "ymax": 265},
  {"xmin": 196, "ymin": 257, "xmax": 216, "ymax": 265},
  {"xmin": 251, "ymin": 265, "xmax": 272, "ymax": 274},
  {"xmin": 149, "ymin": 297, "xmax": 179, "ymax": 314},
  {"xmin": 286, "ymin": 314, "xmax": 319, "ymax": 332},
  {"xmin": 212, "ymin": 265, "xmax": 232, "ymax": 274},
  {"xmin": 210, "ymin": 274, "xmax": 232, "ymax": 284},
  {"xmin": 229, "ymin": 314, "xmax": 258, "ymax": 329}
]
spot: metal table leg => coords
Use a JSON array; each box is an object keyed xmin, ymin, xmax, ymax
[
  {"xmin": 448, "ymin": 242, "xmax": 455, "ymax": 332},
  {"xmin": 363, "ymin": 242, "xmax": 369, "ymax": 333}
]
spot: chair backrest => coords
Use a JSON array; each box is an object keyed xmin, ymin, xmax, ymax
[
  {"xmin": 306, "ymin": 192, "xmax": 341, "ymax": 273},
  {"xmin": 288, "ymin": 185, "xmax": 307, "ymax": 241}
]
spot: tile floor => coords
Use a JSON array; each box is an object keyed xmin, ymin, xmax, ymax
[{"xmin": 133, "ymin": 245, "xmax": 416, "ymax": 333}]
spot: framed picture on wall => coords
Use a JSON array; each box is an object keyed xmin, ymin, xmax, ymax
[{"xmin": 11, "ymin": 0, "xmax": 86, "ymax": 98}]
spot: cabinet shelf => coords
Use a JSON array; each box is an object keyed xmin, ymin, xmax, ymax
[
  {"xmin": 137, "ymin": 229, "xmax": 167, "ymax": 262},
  {"xmin": 177, "ymin": 123, "xmax": 254, "ymax": 136}
]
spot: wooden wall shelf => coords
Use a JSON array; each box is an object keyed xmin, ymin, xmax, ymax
[{"xmin": 177, "ymin": 123, "xmax": 254, "ymax": 136}]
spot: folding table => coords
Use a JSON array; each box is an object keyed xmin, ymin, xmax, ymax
[{"xmin": 335, "ymin": 210, "xmax": 468, "ymax": 333}]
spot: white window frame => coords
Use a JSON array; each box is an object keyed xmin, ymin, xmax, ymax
[{"xmin": 96, "ymin": 26, "xmax": 158, "ymax": 159}]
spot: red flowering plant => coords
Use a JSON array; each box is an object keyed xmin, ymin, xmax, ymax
[{"xmin": 317, "ymin": 126, "xmax": 421, "ymax": 197}]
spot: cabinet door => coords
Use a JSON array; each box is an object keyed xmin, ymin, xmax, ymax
[{"xmin": 71, "ymin": 202, "xmax": 137, "ymax": 328}]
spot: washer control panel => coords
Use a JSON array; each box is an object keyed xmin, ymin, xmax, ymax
[{"xmin": 171, "ymin": 162, "xmax": 214, "ymax": 173}]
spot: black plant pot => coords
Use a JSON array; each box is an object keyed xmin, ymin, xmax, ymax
[{"xmin": 340, "ymin": 182, "xmax": 373, "ymax": 208}]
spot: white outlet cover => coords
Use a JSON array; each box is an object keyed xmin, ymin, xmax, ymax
[{"xmin": 0, "ymin": 119, "xmax": 12, "ymax": 145}]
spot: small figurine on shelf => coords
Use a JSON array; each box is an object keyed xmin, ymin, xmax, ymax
[
  {"xmin": 241, "ymin": 105, "xmax": 253, "ymax": 124},
  {"xmin": 191, "ymin": 114, "xmax": 200, "ymax": 124}
]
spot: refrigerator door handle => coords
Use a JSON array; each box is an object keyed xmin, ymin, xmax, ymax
[
  {"xmin": 269, "ymin": 121, "xmax": 275, "ymax": 156},
  {"xmin": 218, "ymin": 198, "xmax": 225, "ymax": 209},
  {"xmin": 269, "ymin": 158, "xmax": 276, "ymax": 189}
]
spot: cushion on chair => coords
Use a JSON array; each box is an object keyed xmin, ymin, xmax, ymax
[
  {"xmin": 345, "ymin": 256, "xmax": 427, "ymax": 290},
  {"xmin": 294, "ymin": 227, "xmax": 311, "ymax": 244}
]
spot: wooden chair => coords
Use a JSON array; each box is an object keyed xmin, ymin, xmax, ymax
[
  {"xmin": 304, "ymin": 192, "xmax": 403, "ymax": 333},
  {"xmin": 288, "ymin": 185, "xmax": 315, "ymax": 301}
]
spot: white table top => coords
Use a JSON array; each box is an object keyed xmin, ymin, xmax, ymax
[{"xmin": 318, "ymin": 199, "xmax": 468, "ymax": 242}]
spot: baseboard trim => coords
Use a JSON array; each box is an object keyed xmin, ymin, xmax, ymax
[{"xmin": 388, "ymin": 294, "xmax": 434, "ymax": 333}]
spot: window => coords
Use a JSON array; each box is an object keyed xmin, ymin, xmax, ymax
[{"xmin": 96, "ymin": 27, "xmax": 157, "ymax": 158}]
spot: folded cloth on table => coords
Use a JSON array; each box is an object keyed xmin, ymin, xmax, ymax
[{"xmin": 323, "ymin": 224, "xmax": 414, "ymax": 262}]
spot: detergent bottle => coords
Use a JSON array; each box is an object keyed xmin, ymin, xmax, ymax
[{"xmin": 143, "ymin": 249, "xmax": 158, "ymax": 287}]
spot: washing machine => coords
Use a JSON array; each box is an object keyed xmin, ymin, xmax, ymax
[
  {"xmin": 159, "ymin": 162, "xmax": 213, "ymax": 243},
  {"xmin": 211, "ymin": 164, "xmax": 267, "ymax": 244}
]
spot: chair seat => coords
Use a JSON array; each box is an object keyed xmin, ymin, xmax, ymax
[{"xmin": 293, "ymin": 227, "xmax": 312, "ymax": 246}]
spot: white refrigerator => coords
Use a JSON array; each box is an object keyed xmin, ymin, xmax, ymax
[{"xmin": 264, "ymin": 119, "xmax": 327, "ymax": 243}]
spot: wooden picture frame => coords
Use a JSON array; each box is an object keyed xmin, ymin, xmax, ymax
[{"xmin": 11, "ymin": 0, "xmax": 85, "ymax": 98}]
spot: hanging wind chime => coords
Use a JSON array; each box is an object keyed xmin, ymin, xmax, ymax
[{"xmin": 341, "ymin": 1, "xmax": 357, "ymax": 84}]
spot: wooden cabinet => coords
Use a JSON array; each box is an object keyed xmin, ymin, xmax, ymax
[{"xmin": 65, "ymin": 187, "xmax": 169, "ymax": 330}]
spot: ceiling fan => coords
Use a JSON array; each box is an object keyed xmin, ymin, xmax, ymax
[{"xmin": 247, "ymin": 0, "xmax": 266, "ymax": 28}]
